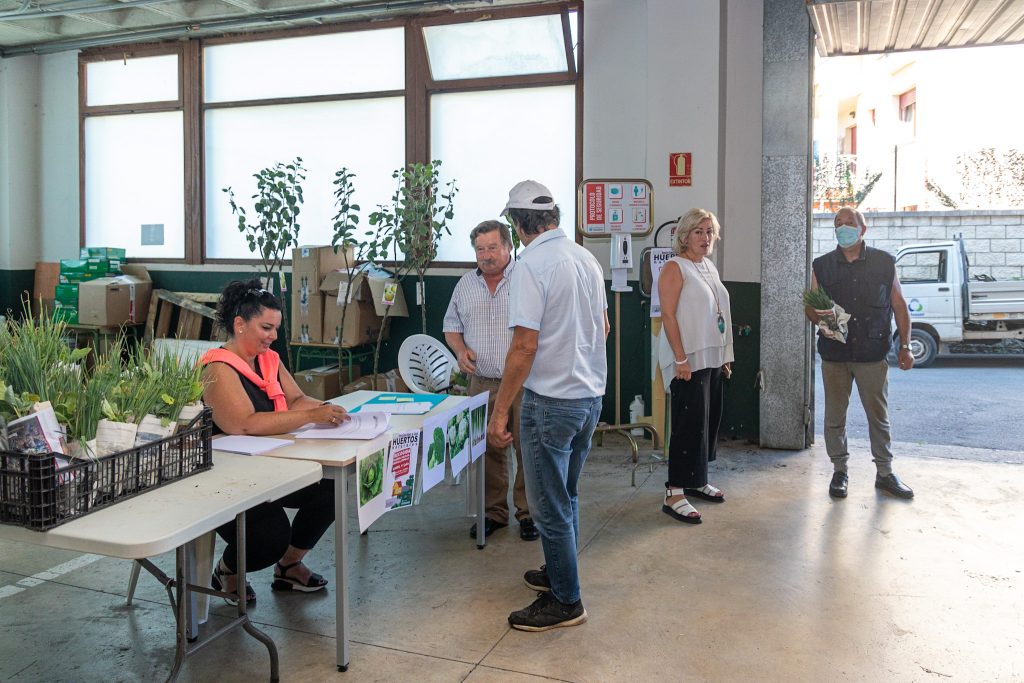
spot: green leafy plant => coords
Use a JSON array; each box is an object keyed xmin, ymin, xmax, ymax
[
  {"xmin": 330, "ymin": 167, "xmax": 368, "ymax": 368},
  {"xmin": 224, "ymin": 157, "xmax": 306, "ymax": 359},
  {"xmin": 367, "ymin": 161, "xmax": 457, "ymax": 378},
  {"xmin": 358, "ymin": 448, "xmax": 385, "ymax": 506},
  {"xmin": 813, "ymin": 153, "xmax": 882, "ymax": 209},
  {"xmin": 802, "ymin": 287, "xmax": 834, "ymax": 310},
  {"xmin": 446, "ymin": 409, "xmax": 469, "ymax": 458},
  {"xmin": 427, "ymin": 426, "xmax": 445, "ymax": 469}
]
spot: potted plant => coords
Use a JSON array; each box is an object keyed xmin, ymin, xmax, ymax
[
  {"xmin": 330, "ymin": 166, "xmax": 369, "ymax": 372},
  {"xmin": 224, "ymin": 157, "xmax": 306, "ymax": 361},
  {"xmin": 366, "ymin": 161, "xmax": 457, "ymax": 378}
]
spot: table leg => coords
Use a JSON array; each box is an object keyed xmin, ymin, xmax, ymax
[
  {"xmin": 476, "ymin": 455, "xmax": 486, "ymax": 550},
  {"xmin": 166, "ymin": 546, "xmax": 188, "ymax": 683},
  {"xmin": 235, "ymin": 511, "xmax": 280, "ymax": 682},
  {"xmin": 333, "ymin": 464, "xmax": 351, "ymax": 672}
]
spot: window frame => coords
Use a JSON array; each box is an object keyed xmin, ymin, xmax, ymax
[{"xmin": 78, "ymin": 2, "xmax": 583, "ymax": 268}]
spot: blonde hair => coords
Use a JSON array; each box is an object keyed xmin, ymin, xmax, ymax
[{"xmin": 673, "ymin": 208, "xmax": 721, "ymax": 255}]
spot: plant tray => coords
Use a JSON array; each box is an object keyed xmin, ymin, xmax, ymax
[{"xmin": 0, "ymin": 409, "xmax": 213, "ymax": 531}]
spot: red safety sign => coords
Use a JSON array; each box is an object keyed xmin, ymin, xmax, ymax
[{"xmin": 669, "ymin": 152, "xmax": 692, "ymax": 187}]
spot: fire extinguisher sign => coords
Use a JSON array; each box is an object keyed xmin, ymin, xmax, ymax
[
  {"xmin": 577, "ymin": 178, "xmax": 653, "ymax": 238},
  {"xmin": 669, "ymin": 152, "xmax": 692, "ymax": 187}
]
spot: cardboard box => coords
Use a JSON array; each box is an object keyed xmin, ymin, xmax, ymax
[
  {"xmin": 86, "ymin": 257, "xmax": 122, "ymax": 278},
  {"xmin": 322, "ymin": 298, "xmax": 384, "ymax": 347},
  {"xmin": 320, "ymin": 270, "xmax": 407, "ymax": 343},
  {"xmin": 291, "ymin": 290, "xmax": 324, "ymax": 343},
  {"xmin": 80, "ymin": 247, "xmax": 127, "ymax": 260},
  {"xmin": 292, "ymin": 245, "xmax": 354, "ymax": 290},
  {"xmin": 53, "ymin": 302, "xmax": 78, "ymax": 324},
  {"xmin": 76, "ymin": 265, "xmax": 152, "ymax": 327},
  {"xmin": 294, "ymin": 364, "xmax": 342, "ymax": 401},
  {"xmin": 54, "ymin": 283, "xmax": 79, "ymax": 306},
  {"xmin": 59, "ymin": 259, "xmax": 95, "ymax": 284},
  {"xmin": 342, "ymin": 369, "xmax": 408, "ymax": 395}
]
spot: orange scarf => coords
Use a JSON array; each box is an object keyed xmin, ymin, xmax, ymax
[{"xmin": 200, "ymin": 348, "xmax": 288, "ymax": 412}]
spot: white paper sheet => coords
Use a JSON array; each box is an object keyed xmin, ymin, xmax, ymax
[
  {"xmin": 420, "ymin": 408, "xmax": 454, "ymax": 494},
  {"xmin": 356, "ymin": 442, "xmax": 389, "ymax": 533},
  {"xmin": 467, "ymin": 391, "xmax": 489, "ymax": 463},
  {"xmin": 214, "ymin": 435, "xmax": 292, "ymax": 456},
  {"xmin": 292, "ymin": 411, "xmax": 391, "ymax": 440},
  {"xmin": 447, "ymin": 406, "xmax": 471, "ymax": 478}
]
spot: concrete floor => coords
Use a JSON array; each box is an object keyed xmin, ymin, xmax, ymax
[{"xmin": 1, "ymin": 434, "xmax": 1022, "ymax": 683}]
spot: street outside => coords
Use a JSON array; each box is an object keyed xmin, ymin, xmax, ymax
[{"xmin": 813, "ymin": 354, "xmax": 1024, "ymax": 455}]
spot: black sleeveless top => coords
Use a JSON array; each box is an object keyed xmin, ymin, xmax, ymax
[{"xmin": 208, "ymin": 359, "xmax": 278, "ymax": 434}]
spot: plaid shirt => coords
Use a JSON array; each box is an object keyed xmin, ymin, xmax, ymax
[{"xmin": 442, "ymin": 258, "xmax": 515, "ymax": 380}]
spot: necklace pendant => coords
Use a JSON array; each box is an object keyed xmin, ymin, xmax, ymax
[{"xmin": 717, "ymin": 314, "xmax": 726, "ymax": 334}]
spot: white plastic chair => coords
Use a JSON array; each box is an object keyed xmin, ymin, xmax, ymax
[{"xmin": 397, "ymin": 334, "xmax": 457, "ymax": 394}]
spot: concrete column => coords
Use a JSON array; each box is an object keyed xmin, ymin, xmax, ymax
[
  {"xmin": 0, "ymin": 55, "xmax": 42, "ymax": 273},
  {"xmin": 758, "ymin": 0, "xmax": 813, "ymax": 449}
]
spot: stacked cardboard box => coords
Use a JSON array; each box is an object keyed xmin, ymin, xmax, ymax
[
  {"xmin": 77, "ymin": 265, "xmax": 152, "ymax": 327},
  {"xmin": 342, "ymin": 369, "xmax": 408, "ymax": 394},
  {"xmin": 290, "ymin": 245, "xmax": 409, "ymax": 347},
  {"xmin": 294, "ymin": 364, "xmax": 343, "ymax": 401}
]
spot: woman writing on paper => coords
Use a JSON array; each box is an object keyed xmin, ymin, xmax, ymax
[
  {"xmin": 657, "ymin": 209, "xmax": 734, "ymax": 524},
  {"xmin": 201, "ymin": 279, "xmax": 349, "ymax": 602}
]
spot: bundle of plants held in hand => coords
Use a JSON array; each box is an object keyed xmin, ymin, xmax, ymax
[
  {"xmin": 802, "ymin": 286, "xmax": 850, "ymax": 344},
  {"xmin": 0, "ymin": 310, "xmax": 206, "ymax": 462}
]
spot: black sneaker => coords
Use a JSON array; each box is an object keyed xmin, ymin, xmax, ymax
[
  {"xmin": 523, "ymin": 565, "xmax": 550, "ymax": 592},
  {"xmin": 508, "ymin": 592, "xmax": 587, "ymax": 632}
]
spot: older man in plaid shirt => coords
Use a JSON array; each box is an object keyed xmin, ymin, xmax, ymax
[{"xmin": 443, "ymin": 220, "xmax": 537, "ymax": 542}]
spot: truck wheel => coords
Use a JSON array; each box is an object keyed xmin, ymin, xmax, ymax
[{"xmin": 909, "ymin": 329, "xmax": 938, "ymax": 368}]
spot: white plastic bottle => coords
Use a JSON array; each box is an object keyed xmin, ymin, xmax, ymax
[{"xmin": 629, "ymin": 395, "xmax": 645, "ymax": 436}]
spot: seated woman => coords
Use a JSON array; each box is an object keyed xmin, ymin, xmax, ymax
[{"xmin": 201, "ymin": 279, "xmax": 350, "ymax": 603}]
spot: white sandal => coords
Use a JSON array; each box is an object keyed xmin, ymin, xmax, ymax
[
  {"xmin": 685, "ymin": 484, "xmax": 725, "ymax": 503},
  {"xmin": 662, "ymin": 487, "xmax": 702, "ymax": 524}
]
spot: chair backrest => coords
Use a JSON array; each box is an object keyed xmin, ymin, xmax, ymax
[{"xmin": 397, "ymin": 334, "xmax": 457, "ymax": 394}]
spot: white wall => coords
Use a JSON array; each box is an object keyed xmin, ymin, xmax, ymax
[
  {"xmin": 39, "ymin": 51, "xmax": 79, "ymax": 262},
  {"xmin": 0, "ymin": 54, "xmax": 42, "ymax": 270},
  {"xmin": 582, "ymin": 0, "xmax": 762, "ymax": 283}
]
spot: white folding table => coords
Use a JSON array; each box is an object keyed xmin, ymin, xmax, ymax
[
  {"xmin": 253, "ymin": 389, "xmax": 486, "ymax": 672},
  {"xmin": 0, "ymin": 452, "xmax": 323, "ymax": 682}
]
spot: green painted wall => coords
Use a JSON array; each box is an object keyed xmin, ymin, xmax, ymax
[
  {"xmin": 5, "ymin": 268, "xmax": 761, "ymax": 441},
  {"xmin": 0, "ymin": 270, "xmax": 34, "ymax": 319}
]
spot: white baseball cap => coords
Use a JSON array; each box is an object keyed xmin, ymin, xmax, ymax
[{"xmin": 501, "ymin": 180, "xmax": 556, "ymax": 216}]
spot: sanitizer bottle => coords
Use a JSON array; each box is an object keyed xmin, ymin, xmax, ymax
[{"xmin": 629, "ymin": 395, "xmax": 645, "ymax": 436}]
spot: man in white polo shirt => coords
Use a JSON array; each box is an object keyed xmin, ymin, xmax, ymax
[{"xmin": 488, "ymin": 180, "xmax": 609, "ymax": 632}]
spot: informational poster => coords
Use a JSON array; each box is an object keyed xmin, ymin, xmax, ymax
[
  {"xmin": 385, "ymin": 430, "xmax": 420, "ymax": 510},
  {"xmin": 467, "ymin": 391, "xmax": 488, "ymax": 462},
  {"xmin": 420, "ymin": 408, "xmax": 453, "ymax": 494},
  {"xmin": 356, "ymin": 439, "xmax": 389, "ymax": 533},
  {"xmin": 578, "ymin": 178, "xmax": 653, "ymax": 237},
  {"xmin": 649, "ymin": 247, "xmax": 676, "ymax": 317},
  {"xmin": 446, "ymin": 406, "xmax": 471, "ymax": 478}
]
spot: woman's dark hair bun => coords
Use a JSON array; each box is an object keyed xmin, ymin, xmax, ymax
[{"xmin": 216, "ymin": 278, "xmax": 282, "ymax": 335}]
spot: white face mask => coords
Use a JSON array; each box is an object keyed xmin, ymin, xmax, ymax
[{"xmin": 835, "ymin": 225, "xmax": 861, "ymax": 248}]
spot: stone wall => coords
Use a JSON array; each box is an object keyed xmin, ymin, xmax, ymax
[{"xmin": 812, "ymin": 210, "xmax": 1024, "ymax": 280}]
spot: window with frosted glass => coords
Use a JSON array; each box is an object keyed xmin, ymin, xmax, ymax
[
  {"xmin": 204, "ymin": 29, "xmax": 405, "ymax": 102},
  {"xmin": 424, "ymin": 15, "xmax": 569, "ymax": 80},
  {"xmin": 84, "ymin": 112, "xmax": 185, "ymax": 259},
  {"xmin": 86, "ymin": 55, "xmax": 179, "ymax": 106},
  {"xmin": 204, "ymin": 98, "xmax": 405, "ymax": 259},
  {"xmin": 430, "ymin": 86, "xmax": 576, "ymax": 262}
]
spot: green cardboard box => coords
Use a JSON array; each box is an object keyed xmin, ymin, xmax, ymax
[
  {"xmin": 86, "ymin": 258, "xmax": 122, "ymax": 277},
  {"xmin": 59, "ymin": 259, "xmax": 95, "ymax": 284},
  {"xmin": 80, "ymin": 247, "xmax": 127, "ymax": 260},
  {"xmin": 53, "ymin": 302, "xmax": 79, "ymax": 325},
  {"xmin": 54, "ymin": 283, "xmax": 79, "ymax": 306}
]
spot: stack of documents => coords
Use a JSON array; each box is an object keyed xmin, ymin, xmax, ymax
[
  {"xmin": 292, "ymin": 411, "xmax": 391, "ymax": 440},
  {"xmin": 214, "ymin": 435, "xmax": 292, "ymax": 456}
]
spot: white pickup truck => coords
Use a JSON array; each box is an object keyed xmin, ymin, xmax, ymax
[{"xmin": 894, "ymin": 238, "xmax": 1024, "ymax": 366}]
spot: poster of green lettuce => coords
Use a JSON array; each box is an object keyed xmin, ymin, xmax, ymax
[
  {"xmin": 356, "ymin": 433, "xmax": 393, "ymax": 533},
  {"xmin": 420, "ymin": 407, "xmax": 453, "ymax": 494}
]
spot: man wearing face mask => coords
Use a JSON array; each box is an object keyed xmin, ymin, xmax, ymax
[{"xmin": 806, "ymin": 207, "xmax": 915, "ymax": 500}]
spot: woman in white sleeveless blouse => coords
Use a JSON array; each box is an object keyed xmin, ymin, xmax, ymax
[{"xmin": 657, "ymin": 209, "xmax": 734, "ymax": 524}]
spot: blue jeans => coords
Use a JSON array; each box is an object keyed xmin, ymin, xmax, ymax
[{"xmin": 519, "ymin": 389, "xmax": 603, "ymax": 605}]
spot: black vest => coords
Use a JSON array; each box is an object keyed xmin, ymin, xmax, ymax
[{"xmin": 812, "ymin": 245, "xmax": 895, "ymax": 362}]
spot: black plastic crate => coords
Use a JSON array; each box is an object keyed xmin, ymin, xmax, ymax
[{"xmin": 0, "ymin": 408, "xmax": 213, "ymax": 531}]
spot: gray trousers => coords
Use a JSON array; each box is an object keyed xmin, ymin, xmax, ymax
[{"xmin": 821, "ymin": 360, "xmax": 894, "ymax": 476}]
